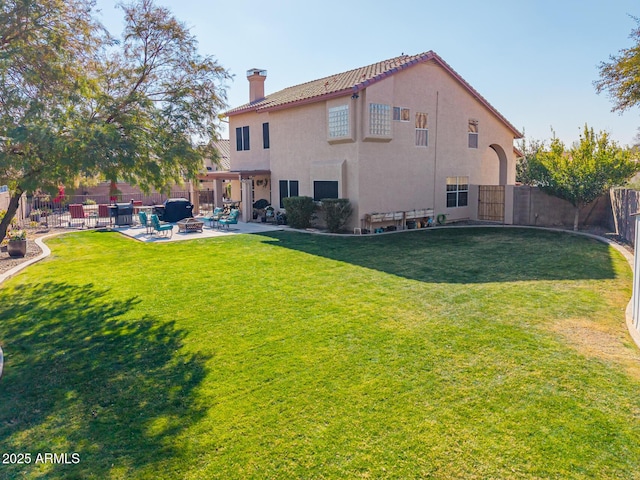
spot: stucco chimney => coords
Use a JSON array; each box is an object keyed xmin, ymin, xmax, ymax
[{"xmin": 247, "ymin": 68, "xmax": 267, "ymax": 103}]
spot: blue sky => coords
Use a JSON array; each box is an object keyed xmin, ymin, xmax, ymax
[{"xmin": 94, "ymin": 0, "xmax": 639, "ymax": 146}]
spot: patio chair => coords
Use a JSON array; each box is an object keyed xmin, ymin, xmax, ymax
[
  {"xmin": 150, "ymin": 214, "xmax": 174, "ymax": 238},
  {"xmin": 138, "ymin": 211, "xmax": 152, "ymax": 234},
  {"xmin": 96, "ymin": 204, "xmax": 112, "ymax": 227},
  {"xmin": 218, "ymin": 209, "xmax": 239, "ymax": 230},
  {"xmin": 68, "ymin": 204, "xmax": 88, "ymax": 228},
  {"xmin": 203, "ymin": 207, "xmax": 224, "ymax": 228}
]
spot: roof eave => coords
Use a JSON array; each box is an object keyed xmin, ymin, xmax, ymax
[
  {"xmin": 226, "ymin": 50, "xmax": 523, "ymax": 139},
  {"xmin": 226, "ymin": 87, "xmax": 359, "ymax": 117}
]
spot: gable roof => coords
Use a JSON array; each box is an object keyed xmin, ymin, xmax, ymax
[{"xmin": 225, "ymin": 51, "xmax": 522, "ymax": 138}]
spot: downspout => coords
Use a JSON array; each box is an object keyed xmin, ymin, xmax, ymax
[{"xmin": 433, "ymin": 91, "xmax": 439, "ymax": 211}]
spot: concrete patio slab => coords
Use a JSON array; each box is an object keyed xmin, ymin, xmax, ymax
[{"xmin": 115, "ymin": 218, "xmax": 283, "ymax": 243}]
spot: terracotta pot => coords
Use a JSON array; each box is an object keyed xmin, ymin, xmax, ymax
[{"xmin": 7, "ymin": 239, "xmax": 27, "ymax": 257}]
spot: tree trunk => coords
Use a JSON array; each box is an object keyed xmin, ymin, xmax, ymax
[
  {"xmin": 0, "ymin": 189, "xmax": 24, "ymax": 242},
  {"xmin": 573, "ymin": 205, "xmax": 580, "ymax": 231}
]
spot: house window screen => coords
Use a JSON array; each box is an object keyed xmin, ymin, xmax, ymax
[
  {"xmin": 369, "ymin": 103, "xmax": 391, "ymax": 135},
  {"xmin": 313, "ymin": 181, "xmax": 339, "ymax": 201},
  {"xmin": 263, "ymin": 122, "xmax": 270, "ymax": 149},
  {"xmin": 415, "ymin": 112, "xmax": 428, "ymax": 147},
  {"xmin": 468, "ymin": 120, "xmax": 478, "ymax": 149},
  {"xmin": 236, "ymin": 126, "xmax": 250, "ymax": 151},
  {"xmin": 279, "ymin": 180, "xmax": 299, "ymax": 208},
  {"xmin": 328, "ymin": 104, "xmax": 349, "ymax": 138},
  {"xmin": 446, "ymin": 176, "xmax": 469, "ymax": 208}
]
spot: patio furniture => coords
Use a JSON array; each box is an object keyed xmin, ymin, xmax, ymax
[
  {"xmin": 203, "ymin": 207, "xmax": 224, "ymax": 228},
  {"xmin": 150, "ymin": 214, "xmax": 174, "ymax": 238},
  {"xmin": 96, "ymin": 204, "xmax": 112, "ymax": 227},
  {"xmin": 68, "ymin": 204, "xmax": 88, "ymax": 228},
  {"xmin": 162, "ymin": 198, "xmax": 193, "ymax": 223},
  {"xmin": 133, "ymin": 204, "xmax": 153, "ymax": 226},
  {"xmin": 218, "ymin": 209, "xmax": 239, "ymax": 230},
  {"xmin": 138, "ymin": 211, "xmax": 152, "ymax": 234},
  {"xmin": 177, "ymin": 217, "xmax": 204, "ymax": 233}
]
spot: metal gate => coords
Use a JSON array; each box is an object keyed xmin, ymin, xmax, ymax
[{"xmin": 478, "ymin": 185, "xmax": 505, "ymax": 222}]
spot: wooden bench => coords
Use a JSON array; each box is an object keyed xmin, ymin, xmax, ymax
[{"xmin": 363, "ymin": 208, "xmax": 434, "ymax": 232}]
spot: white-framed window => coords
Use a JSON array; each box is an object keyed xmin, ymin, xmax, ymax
[
  {"xmin": 468, "ymin": 119, "xmax": 479, "ymax": 148},
  {"xmin": 328, "ymin": 104, "xmax": 350, "ymax": 138},
  {"xmin": 415, "ymin": 112, "xmax": 428, "ymax": 147},
  {"xmin": 369, "ymin": 103, "xmax": 391, "ymax": 136},
  {"xmin": 393, "ymin": 106, "xmax": 410, "ymax": 122},
  {"xmin": 446, "ymin": 176, "xmax": 469, "ymax": 208}
]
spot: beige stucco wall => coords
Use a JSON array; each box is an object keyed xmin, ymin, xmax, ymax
[
  {"xmin": 354, "ymin": 61, "xmax": 517, "ymax": 227},
  {"xmin": 228, "ymin": 59, "xmax": 518, "ymax": 229},
  {"xmin": 230, "ymin": 111, "xmax": 271, "ymax": 171}
]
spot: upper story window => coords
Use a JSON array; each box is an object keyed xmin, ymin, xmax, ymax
[
  {"xmin": 369, "ymin": 103, "xmax": 391, "ymax": 136},
  {"xmin": 263, "ymin": 122, "xmax": 270, "ymax": 149},
  {"xmin": 468, "ymin": 120, "xmax": 479, "ymax": 148},
  {"xmin": 393, "ymin": 107, "xmax": 410, "ymax": 122},
  {"xmin": 236, "ymin": 126, "xmax": 250, "ymax": 151},
  {"xmin": 328, "ymin": 104, "xmax": 349, "ymax": 138},
  {"xmin": 415, "ymin": 112, "xmax": 428, "ymax": 147}
]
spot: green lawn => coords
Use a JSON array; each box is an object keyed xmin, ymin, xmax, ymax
[{"xmin": 1, "ymin": 228, "xmax": 639, "ymax": 479}]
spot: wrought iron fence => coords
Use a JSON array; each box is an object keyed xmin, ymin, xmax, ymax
[{"xmin": 11, "ymin": 190, "xmax": 195, "ymax": 229}]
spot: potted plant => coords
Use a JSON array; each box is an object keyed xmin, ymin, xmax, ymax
[
  {"xmin": 6, "ymin": 230, "xmax": 27, "ymax": 258},
  {"xmin": 30, "ymin": 209, "xmax": 42, "ymax": 222}
]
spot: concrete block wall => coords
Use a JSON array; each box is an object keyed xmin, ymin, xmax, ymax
[{"xmin": 512, "ymin": 186, "xmax": 612, "ymax": 230}]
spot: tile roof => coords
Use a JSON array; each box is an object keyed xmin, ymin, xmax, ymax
[
  {"xmin": 212, "ymin": 139, "xmax": 230, "ymax": 170},
  {"xmin": 225, "ymin": 51, "xmax": 522, "ymax": 138}
]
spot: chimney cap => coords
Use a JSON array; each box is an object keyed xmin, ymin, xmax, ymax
[{"xmin": 247, "ymin": 68, "xmax": 267, "ymax": 78}]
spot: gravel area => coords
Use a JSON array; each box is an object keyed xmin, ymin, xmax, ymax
[{"xmin": 0, "ymin": 229, "xmax": 71, "ymax": 276}]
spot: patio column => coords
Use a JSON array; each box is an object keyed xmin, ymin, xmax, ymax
[
  {"xmin": 241, "ymin": 179, "xmax": 252, "ymax": 223},
  {"xmin": 189, "ymin": 180, "xmax": 199, "ymax": 214},
  {"xmin": 215, "ymin": 179, "xmax": 224, "ymax": 207}
]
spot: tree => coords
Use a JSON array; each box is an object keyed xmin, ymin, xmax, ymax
[
  {"xmin": 0, "ymin": 0, "xmax": 103, "ymax": 239},
  {"xmin": 595, "ymin": 16, "xmax": 640, "ymax": 112},
  {"xmin": 0, "ymin": 0, "xmax": 230, "ymax": 241},
  {"xmin": 527, "ymin": 125, "xmax": 639, "ymax": 230},
  {"xmin": 516, "ymin": 135, "xmax": 546, "ymax": 185}
]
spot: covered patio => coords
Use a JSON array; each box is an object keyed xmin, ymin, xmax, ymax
[{"xmin": 198, "ymin": 169, "xmax": 271, "ymax": 223}]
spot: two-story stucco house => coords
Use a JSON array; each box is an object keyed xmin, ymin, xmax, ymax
[{"xmin": 214, "ymin": 51, "xmax": 522, "ymax": 230}]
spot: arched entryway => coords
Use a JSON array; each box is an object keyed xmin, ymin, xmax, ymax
[
  {"xmin": 489, "ymin": 144, "xmax": 508, "ymax": 186},
  {"xmin": 477, "ymin": 144, "xmax": 509, "ymax": 222}
]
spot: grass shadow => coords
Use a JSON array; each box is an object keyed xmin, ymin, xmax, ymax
[
  {"xmin": 256, "ymin": 227, "xmax": 618, "ymax": 283},
  {"xmin": 0, "ymin": 281, "xmax": 208, "ymax": 479}
]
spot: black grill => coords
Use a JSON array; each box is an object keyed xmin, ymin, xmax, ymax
[{"xmin": 110, "ymin": 203, "xmax": 134, "ymax": 226}]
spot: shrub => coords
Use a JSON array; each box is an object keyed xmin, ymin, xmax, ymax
[
  {"xmin": 321, "ymin": 198, "xmax": 352, "ymax": 233},
  {"xmin": 283, "ymin": 196, "xmax": 315, "ymax": 229}
]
